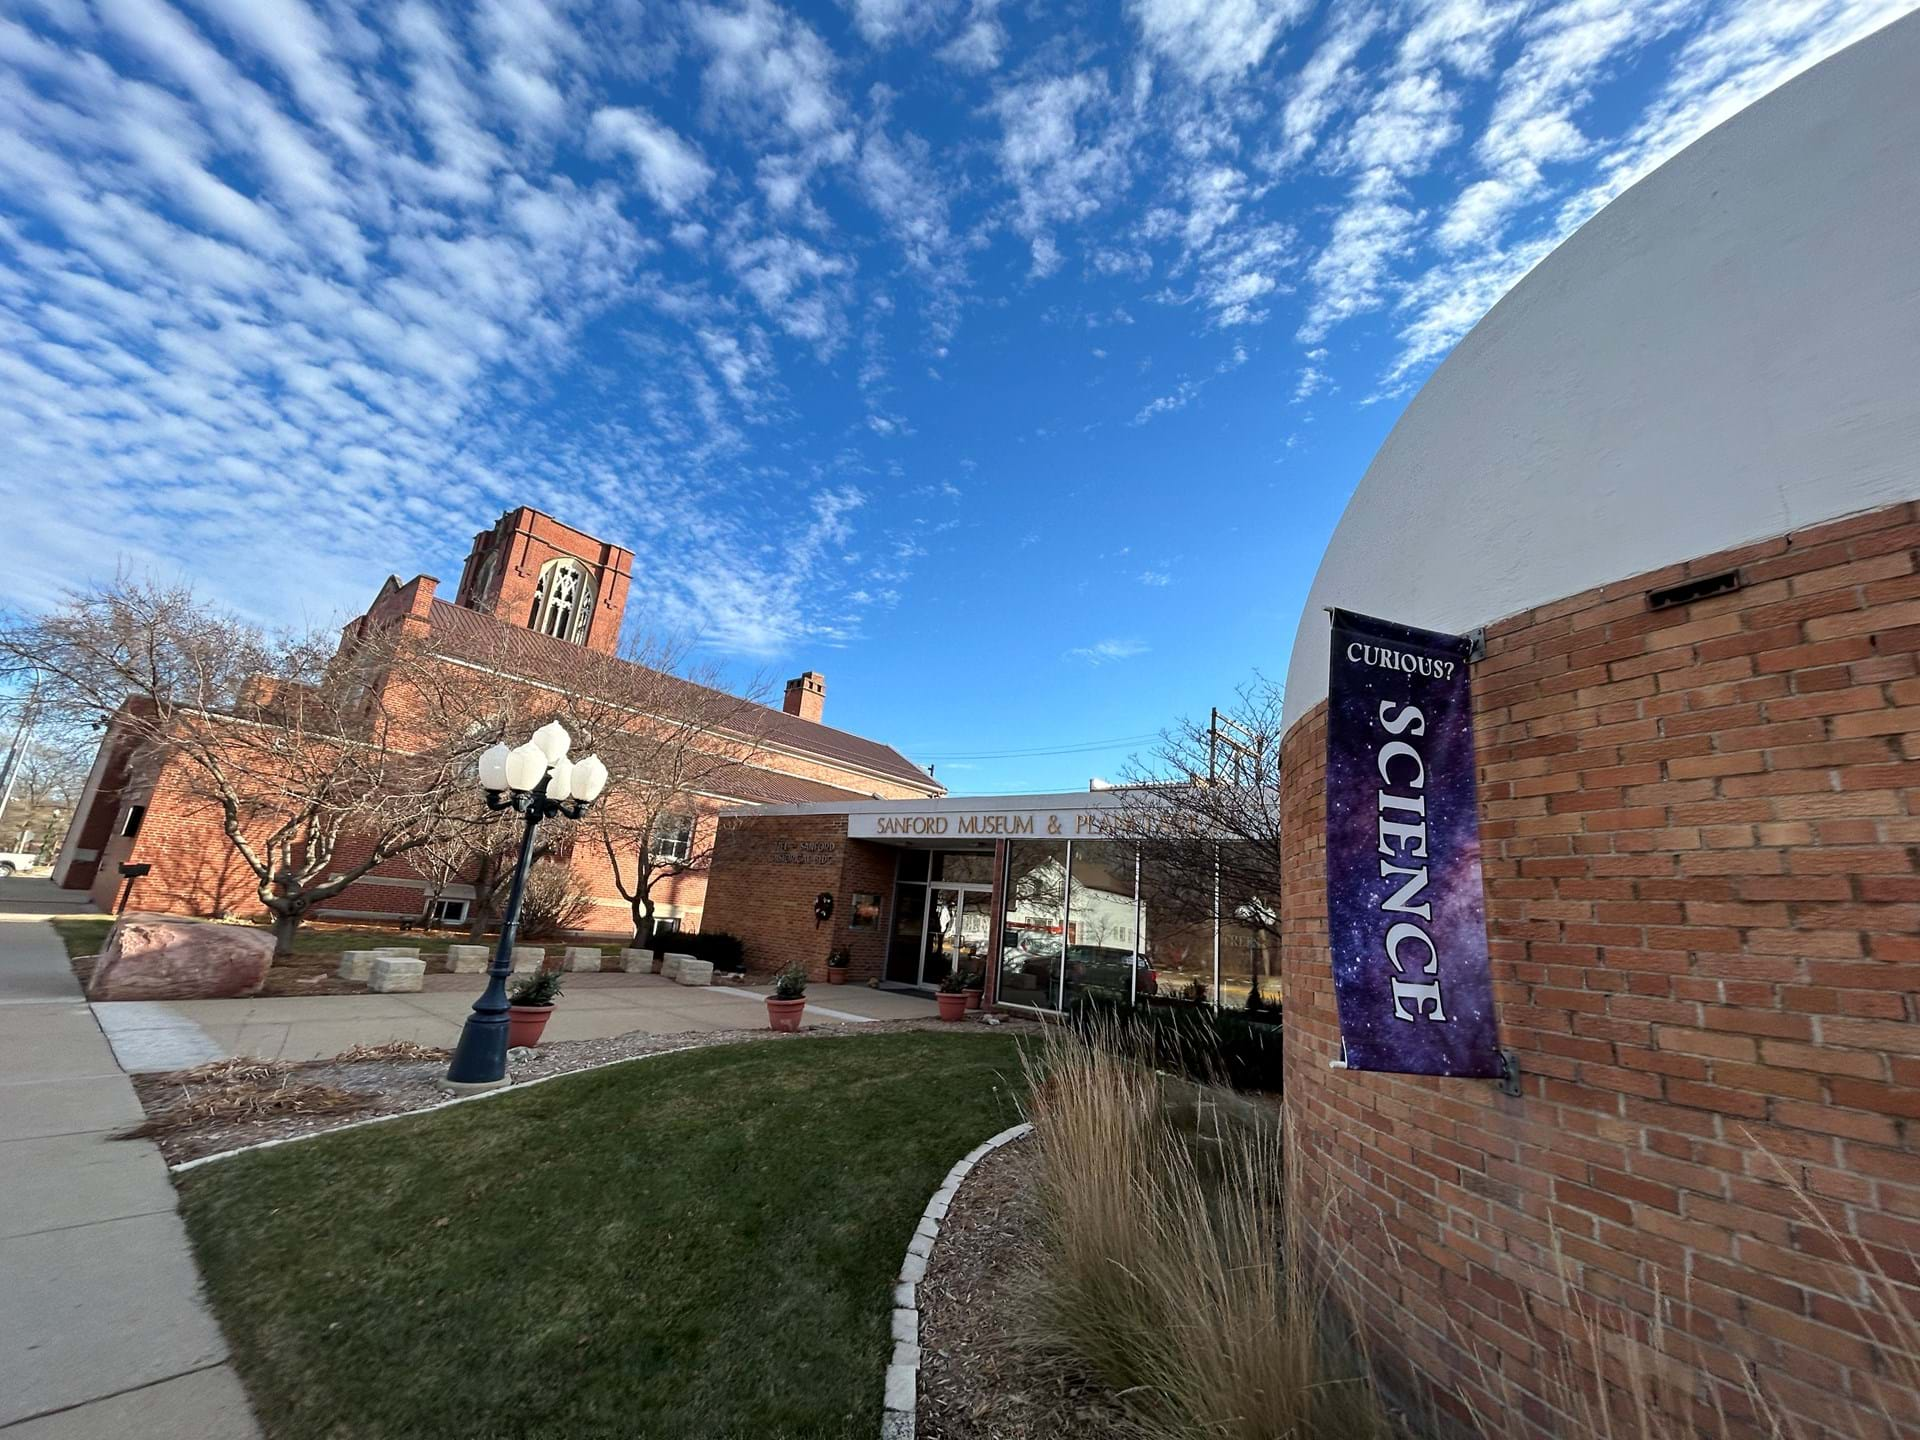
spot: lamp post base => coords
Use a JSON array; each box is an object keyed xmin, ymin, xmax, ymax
[{"xmin": 437, "ymin": 1074, "xmax": 511, "ymax": 1095}]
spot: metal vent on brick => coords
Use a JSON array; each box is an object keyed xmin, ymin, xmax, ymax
[{"xmin": 1647, "ymin": 568, "xmax": 1743, "ymax": 611}]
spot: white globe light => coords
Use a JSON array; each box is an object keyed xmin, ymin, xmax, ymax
[
  {"xmin": 476, "ymin": 742, "xmax": 511, "ymax": 791},
  {"xmin": 504, "ymin": 742, "xmax": 547, "ymax": 792},
  {"xmin": 572, "ymin": 754, "xmax": 608, "ymax": 803},
  {"xmin": 531, "ymin": 720, "xmax": 571, "ymax": 762},
  {"xmin": 546, "ymin": 754, "xmax": 574, "ymax": 802}
]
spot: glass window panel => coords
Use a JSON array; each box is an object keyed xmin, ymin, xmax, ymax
[
  {"xmin": 924, "ymin": 889, "xmax": 959, "ymax": 988},
  {"xmin": 1064, "ymin": 841, "xmax": 1138, "ymax": 1009},
  {"xmin": 895, "ymin": 849, "xmax": 930, "ymax": 882},
  {"xmin": 849, "ymin": 891, "xmax": 883, "ymax": 930},
  {"xmin": 1138, "ymin": 845, "xmax": 1216, "ymax": 1004},
  {"xmin": 932, "ymin": 851, "xmax": 994, "ymax": 884},
  {"xmin": 1219, "ymin": 846, "xmax": 1280, "ymax": 1010},
  {"xmin": 998, "ymin": 841, "xmax": 1066, "ymax": 1009},
  {"xmin": 955, "ymin": 891, "xmax": 992, "ymax": 981},
  {"xmin": 886, "ymin": 885, "xmax": 926, "ymax": 984}
]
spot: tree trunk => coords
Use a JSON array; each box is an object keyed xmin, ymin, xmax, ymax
[{"xmin": 270, "ymin": 907, "xmax": 302, "ymax": 961}]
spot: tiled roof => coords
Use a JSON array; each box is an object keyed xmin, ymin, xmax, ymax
[
  {"xmin": 702, "ymin": 765, "xmax": 883, "ymax": 805},
  {"xmin": 422, "ymin": 601, "xmax": 941, "ymax": 794}
]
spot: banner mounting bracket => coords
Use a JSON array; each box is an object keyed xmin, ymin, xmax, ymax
[
  {"xmin": 1495, "ymin": 1049, "xmax": 1522, "ymax": 1097},
  {"xmin": 1467, "ymin": 626, "xmax": 1487, "ymax": 662}
]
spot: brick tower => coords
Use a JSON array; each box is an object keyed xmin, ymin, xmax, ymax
[{"xmin": 454, "ymin": 507, "xmax": 634, "ymax": 654}]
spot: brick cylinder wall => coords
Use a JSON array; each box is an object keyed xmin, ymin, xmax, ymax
[{"xmin": 1281, "ymin": 500, "xmax": 1920, "ymax": 1439}]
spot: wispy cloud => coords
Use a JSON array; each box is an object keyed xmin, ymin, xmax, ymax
[
  {"xmin": 0, "ymin": 0, "xmax": 1897, "ymax": 656},
  {"xmin": 1067, "ymin": 637, "xmax": 1151, "ymax": 664}
]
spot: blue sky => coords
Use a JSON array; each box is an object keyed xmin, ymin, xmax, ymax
[{"xmin": 1, "ymin": 0, "xmax": 1909, "ymax": 792}]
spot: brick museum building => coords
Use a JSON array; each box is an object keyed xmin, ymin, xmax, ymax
[{"xmin": 52, "ymin": 504, "xmax": 944, "ymax": 936}]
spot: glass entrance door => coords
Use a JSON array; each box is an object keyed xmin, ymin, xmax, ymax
[{"xmin": 919, "ymin": 885, "xmax": 991, "ymax": 989}]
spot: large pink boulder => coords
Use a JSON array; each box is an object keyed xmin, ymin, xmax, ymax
[{"xmin": 88, "ymin": 913, "xmax": 273, "ymax": 1001}]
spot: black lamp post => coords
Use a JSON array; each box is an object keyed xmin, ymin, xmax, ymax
[{"xmin": 442, "ymin": 722, "xmax": 608, "ymax": 1093}]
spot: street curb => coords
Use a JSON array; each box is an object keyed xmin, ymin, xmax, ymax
[{"xmin": 882, "ymin": 1121, "xmax": 1033, "ymax": 1440}]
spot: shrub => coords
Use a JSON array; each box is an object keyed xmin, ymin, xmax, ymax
[
  {"xmin": 827, "ymin": 946, "xmax": 852, "ymax": 969},
  {"xmin": 1020, "ymin": 1021, "xmax": 1389, "ymax": 1440},
  {"xmin": 1065, "ymin": 989, "xmax": 1282, "ymax": 1093},
  {"xmin": 937, "ymin": 970, "xmax": 968, "ymax": 994},
  {"xmin": 515, "ymin": 865, "xmax": 594, "ymax": 940},
  {"xmin": 672, "ymin": 930, "xmax": 745, "ymax": 972},
  {"xmin": 509, "ymin": 969, "xmax": 563, "ymax": 1006},
  {"xmin": 772, "ymin": 961, "xmax": 808, "ymax": 1000}
]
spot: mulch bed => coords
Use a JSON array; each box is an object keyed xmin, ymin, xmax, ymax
[
  {"xmin": 917, "ymin": 1135, "xmax": 1133, "ymax": 1439},
  {"xmin": 132, "ymin": 1014, "xmax": 1041, "ymax": 1165}
]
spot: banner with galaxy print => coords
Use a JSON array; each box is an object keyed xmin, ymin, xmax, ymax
[{"xmin": 1325, "ymin": 609, "xmax": 1500, "ymax": 1078}]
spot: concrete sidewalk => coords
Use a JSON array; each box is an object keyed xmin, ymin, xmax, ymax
[
  {"xmin": 0, "ymin": 880, "xmax": 258, "ymax": 1438},
  {"xmin": 91, "ymin": 965, "xmax": 940, "ymax": 1073}
]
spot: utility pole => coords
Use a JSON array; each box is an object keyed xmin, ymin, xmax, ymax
[
  {"xmin": 0, "ymin": 679, "xmax": 40, "ymax": 840},
  {"xmin": 1206, "ymin": 705, "xmax": 1261, "ymax": 785}
]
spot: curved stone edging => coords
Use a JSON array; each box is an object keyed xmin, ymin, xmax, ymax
[
  {"xmin": 169, "ymin": 1043, "xmax": 709, "ymax": 1174},
  {"xmin": 882, "ymin": 1121, "xmax": 1033, "ymax": 1440}
]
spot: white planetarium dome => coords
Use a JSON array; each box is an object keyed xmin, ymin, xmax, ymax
[{"xmin": 1280, "ymin": 10, "xmax": 1920, "ymax": 737}]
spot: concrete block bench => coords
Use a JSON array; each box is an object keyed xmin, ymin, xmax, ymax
[
  {"xmin": 337, "ymin": 950, "xmax": 380, "ymax": 982},
  {"xmin": 369, "ymin": 956, "xmax": 426, "ymax": 993},
  {"xmin": 661, "ymin": 953, "xmax": 696, "ymax": 981},
  {"xmin": 510, "ymin": 946, "xmax": 545, "ymax": 973},
  {"xmin": 446, "ymin": 944, "xmax": 490, "ymax": 973},
  {"xmin": 672, "ymin": 958, "xmax": 714, "ymax": 987},
  {"xmin": 617, "ymin": 948, "xmax": 654, "ymax": 974},
  {"xmin": 562, "ymin": 947, "xmax": 603, "ymax": 972}
]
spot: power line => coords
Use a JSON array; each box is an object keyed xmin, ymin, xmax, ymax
[{"xmin": 907, "ymin": 731, "xmax": 1160, "ymax": 761}]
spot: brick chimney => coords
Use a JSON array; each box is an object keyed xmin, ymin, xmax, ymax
[{"xmin": 783, "ymin": 671, "xmax": 826, "ymax": 723}]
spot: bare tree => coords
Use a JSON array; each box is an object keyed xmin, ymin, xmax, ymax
[
  {"xmin": 2, "ymin": 742, "xmax": 89, "ymax": 857},
  {"xmin": 1103, "ymin": 677, "xmax": 1286, "ymax": 957},
  {"xmin": 555, "ymin": 638, "xmax": 771, "ymax": 944},
  {"xmin": 0, "ymin": 575, "xmax": 497, "ymax": 957},
  {"xmin": 400, "ymin": 794, "xmax": 562, "ymax": 940}
]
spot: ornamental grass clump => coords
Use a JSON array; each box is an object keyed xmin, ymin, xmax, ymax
[{"xmin": 1019, "ymin": 1021, "xmax": 1393, "ymax": 1440}]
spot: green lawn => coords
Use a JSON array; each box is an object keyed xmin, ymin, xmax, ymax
[
  {"xmin": 50, "ymin": 916, "xmax": 470, "ymax": 961},
  {"xmin": 176, "ymin": 1030, "xmax": 1030, "ymax": 1440}
]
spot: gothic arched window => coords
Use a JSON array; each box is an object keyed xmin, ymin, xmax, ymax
[
  {"xmin": 529, "ymin": 558, "xmax": 595, "ymax": 642},
  {"xmin": 468, "ymin": 549, "xmax": 499, "ymax": 607}
]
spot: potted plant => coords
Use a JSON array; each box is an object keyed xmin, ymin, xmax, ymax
[
  {"xmin": 936, "ymin": 970, "xmax": 970, "ymax": 1023},
  {"xmin": 507, "ymin": 969, "xmax": 564, "ymax": 1048},
  {"xmin": 960, "ymin": 967, "xmax": 985, "ymax": 1011},
  {"xmin": 767, "ymin": 961, "xmax": 808, "ymax": 1033},
  {"xmin": 826, "ymin": 945, "xmax": 852, "ymax": 984}
]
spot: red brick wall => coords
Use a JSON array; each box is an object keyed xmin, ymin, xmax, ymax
[
  {"xmin": 701, "ymin": 813, "xmax": 900, "ymax": 980},
  {"xmin": 1281, "ymin": 499, "xmax": 1920, "ymax": 1438},
  {"xmin": 95, "ymin": 750, "xmax": 272, "ymax": 918}
]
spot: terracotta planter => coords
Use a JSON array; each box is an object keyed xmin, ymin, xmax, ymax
[
  {"xmin": 962, "ymin": 987, "xmax": 983, "ymax": 1011},
  {"xmin": 936, "ymin": 992, "xmax": 969, "ymax": 1022},
  {"xmin": 766, "ymin": 996, "xmax": 807, "ymax": 1033},
  {"xmin": 828, "ymin": 967, "xmax": 849, "ymax": 985},
  {"xmin": 507, "ymin": 1004, "xmax": 554, "ymax": 1048}
]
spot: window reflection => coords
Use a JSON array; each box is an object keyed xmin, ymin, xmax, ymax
[
  {"xmin": 1064, "ymin": 840, "xmax": 1137, "ymax": 1009},
  {"xmin": 999, "ymin": 841, "xmax": 1066, "ymax": 1008},
  {"xmin": 1138, "ymin": 847, "xmax": 1216, "ymax": 1004}
]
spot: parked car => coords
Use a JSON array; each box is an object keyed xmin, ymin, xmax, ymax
[
  {"xmin": 1069, "ymin": 948, "xmax": 1158, "ymax": 998},
  {"xmin": 0, "ymin": 852, "xmax": 36, "ymax": 879}
]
